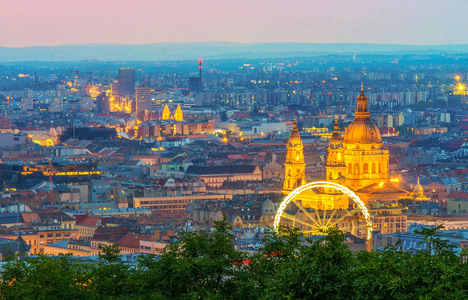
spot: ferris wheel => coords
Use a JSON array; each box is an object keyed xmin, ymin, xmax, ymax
[{"xmin": 274, "ymin": 181, "xmax": 373, "ymax": 243}]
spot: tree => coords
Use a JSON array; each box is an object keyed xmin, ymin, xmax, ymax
[{"xmin": 99, "ymin": 243, "xmax": 120, "ymax": 263}]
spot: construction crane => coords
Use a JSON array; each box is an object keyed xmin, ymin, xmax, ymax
[{"xmin": 82, "ymin": 59, "xmax": 98, "ymax": 79}]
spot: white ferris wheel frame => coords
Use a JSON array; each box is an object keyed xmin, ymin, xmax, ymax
[{"xmin": 274, "ymin": 181, "xmax": 373, "ymax": 240}]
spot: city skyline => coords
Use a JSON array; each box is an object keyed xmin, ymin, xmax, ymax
[{"xmin": 1, "ymin": 0, "xmax": 468, "ymax": 47}]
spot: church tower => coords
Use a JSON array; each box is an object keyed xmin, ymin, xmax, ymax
[
  {"xmin": 174, "ymin": 104, "xmax": 184, "ymax": 122},
  {"xmin": 342, "ymin": 85, "xmax": 389, "ymax": 190},
  {"xmin": 283, "ymin": 116, "xmax": 306, "ymax": 193},
  {"xmin": 325, "ymin": 117, "xmax": 346, "ymax": 184},
  {"xmin": 162, "ymin": 104, "xmax": 171, "ymax": 120}
]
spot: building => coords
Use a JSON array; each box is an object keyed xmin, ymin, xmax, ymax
[
  {"xmin": 134, "ymin": 194, "xmax": 233, "ymax": 211},
  {"xmin": 110, "ymin": 82, "xmax": 119, "ymax": 100},
  {"xmin": 140, "ymin": 240, "xmax": 168, "ymax": 254},
  {"xmin": 43, "ymin": 239, "xmax": 91, "ymax": 256},
  {"xmin": 50, "ymin": 97, "xmax": 63, "ymax": 112},
  {"xmin": 0, "ymin": 132, "xmax": 30, "ymax": 148},
  {"xmin": 21, "ymin": 96, "xmax": 33, "ymax": 112},
  {"xmin": 174, "ymin": 104, "xmax": 184, "ymax": 122},
  {"xmin": 283, "ymin": 116, "xmax": 306, "ymax": 192},
  {"xmin": 185, "ymin": 165, "xmax": 262, "ymax": 188},
  {"xmin": 275, "ymin": 87, "xmax": 410, "ymax": 239},
  {"xmin": 162, "ymin": 104, "xmax": 171, "ymax": 120},
  {"xmin": 80, "ymin": 95, "xmax": 93, "ymax": 111},
  {"xmin": 118, "ymin": 68, "xmax": 136, "ymax": 97},
  {"xmin": 136, "ymin": 86, "xmax": 152, "ymax": 116},
  {"xmin": 263, "ymin": 153, "xmax": 284, "ymax": 180}
]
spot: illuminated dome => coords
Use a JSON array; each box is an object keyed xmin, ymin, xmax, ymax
[
  {"xmin": 343, "ymin": 88, "xmax": 382, "ymax": 144},
  {"xmin": 344, "ymin": 118, "xmax": 382, "ymax": 144}
]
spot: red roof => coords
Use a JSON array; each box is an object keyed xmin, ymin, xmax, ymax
[
  {"xmin": 118, "ymin": 233, "xmax": 153, "ymax": 249},
  {"xmin": 92, "ymin": 226, "xmax": 128, "ymax": 242},
  {"xmin": 447, "ymin": 192, "xmax": 468, "ymax": 200},
  {"xmin": 21, "ymin": 212, "xmax": 40, "ymax": 223},
  {"xmin": 76, "ymin": 216, "xmax": 109, "ymax": 227}
]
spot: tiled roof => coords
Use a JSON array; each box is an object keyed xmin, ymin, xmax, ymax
[
  {"xmin": 38, "ymin": 211, "xmax": 74, "ymax": 222},
  {"xmin": 92, "ymin": 226, "xmax": 128, "ymax": 242},
  {"xmin": 76, "ymin": 216, "xmax": 109, "ymax": 227},
  {"xmin": 21, "ymin": 212, "xmax": 40, "ymax": 223},
  {"xmin": 118, "ymin": 233, "xmax": 152, "ymax": 249}
]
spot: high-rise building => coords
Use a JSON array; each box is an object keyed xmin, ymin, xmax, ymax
[
  {"xmin": 110, "ymin": 82, "xmax": 119, "ymax": 100},
  {"xmin": 96, "ymin": 93, "xmax": 111, "ymax": 114},
  {"xmin": 136, "ymin": 86, "xmax": 152, "ymax": 116},
  {"xmin": 118, "ymin": 68, "xmax": 135, "ymax": 98}
]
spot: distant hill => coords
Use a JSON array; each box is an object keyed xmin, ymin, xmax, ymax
[{"xmin": 1, "ymin": 42, "xmax": 468, "ymax": 62}]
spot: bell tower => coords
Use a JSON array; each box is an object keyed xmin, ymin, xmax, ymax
[
  {"xmin": 283, "ymin": 116, "xmax": 306, "ymax": 193},
  {"xmin": 325, "ymin": 117, "xmax": 346, "ymax": 184}
]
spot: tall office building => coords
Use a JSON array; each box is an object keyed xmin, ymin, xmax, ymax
[
  {"xmin": 136, "ymin": 86, "xmax": 152, "ymax": 116},
  {"xmin": 110, "ymin": 82, "xmax": 119, "ymax": 100},
  {"xmin": 96, "ymin": 93, "xmax": 111, "ymax": 114},
  {"xmin": 118, "ymin": 68, "xmax": 136, "ymax": 98}
]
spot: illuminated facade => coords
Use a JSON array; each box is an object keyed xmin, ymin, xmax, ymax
[
  {"xmin": 277, "ymin": 88, "xmax": 409, "ymax": 240},
  {"xmin": 342, "ymin": 88, "xmax": 390, "ymax": 191},
  {"xmin": 162, "ymin": 104, "xmax": 171, "ymax": 120},
  {"xmin": 283, "ymin": 117, "xmax": 306, "ymax": 193},
  {"xmin": 174, "ymin": 104, "xmax": 184, "ymax": 122},
  {"xmin": 283, "ymin": 88, "xmax": 403, "ymax": 205}
]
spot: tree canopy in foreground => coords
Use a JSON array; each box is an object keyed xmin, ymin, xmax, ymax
[{"xmin": 1, "ymin": 220, "xmax": 468, "ymax": 300}]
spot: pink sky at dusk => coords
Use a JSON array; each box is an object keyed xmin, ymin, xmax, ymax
[{"xmin": 1, "ymin": 0, "xmax": 467, "ymax": 47}]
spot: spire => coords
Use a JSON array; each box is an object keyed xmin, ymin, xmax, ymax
[
  {"xmin": 355, "ymin": 83, "xmax": 370, "ymax": 119},
  {"xmin": 414, "ymin": 176, "xmax": 424, "ymax": 197},
  {"xmin": 162, "ymin": 104, "xmax": 171, "ymax": 120},
  {"xmin": 174, "ymin": 104, "xmax": 184, "ymax": 122},
  {"xmin": 330, "ymin": 116, "xmax": 342, "ymax": 143},
  {"xmin": 289, "ymin": 115, "xmax": 300, "ymax": 139}
]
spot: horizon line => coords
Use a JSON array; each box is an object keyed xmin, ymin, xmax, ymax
[{"xmin": 2, "ymin": 41, "xmax": 468, "ymax": 48}]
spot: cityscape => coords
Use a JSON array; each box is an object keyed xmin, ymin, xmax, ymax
[{"xmin": 1, "ymin": 0, "xmax": 468, "ymax": 299}]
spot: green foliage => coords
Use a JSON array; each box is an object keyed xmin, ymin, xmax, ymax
[
  {"xmin": 99, "ymin": 243, "xmax": 121, "ymax": 263},
  {"xmin": 2, "ymin": 222, "xmax": 468, "ymax": 299}
]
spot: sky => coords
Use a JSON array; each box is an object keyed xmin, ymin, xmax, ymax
[{"xmin": 1, "ymin": 0, "xmax": 467, "ymax": 47}]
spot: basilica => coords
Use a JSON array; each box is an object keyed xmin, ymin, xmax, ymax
[{"xmin": 280, "ymin": 87, "xmax": 420, "ymax": 237}]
